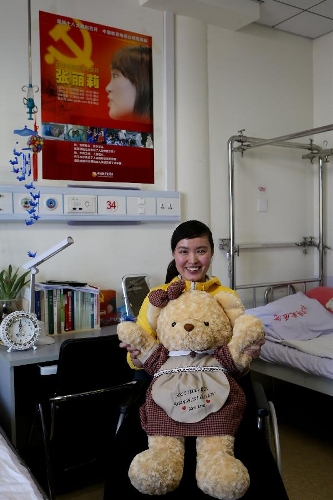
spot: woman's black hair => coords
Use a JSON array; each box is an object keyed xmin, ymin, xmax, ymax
[{"xmin": 165, "ymin": 220, "xmax": 214, "ymax": 283}]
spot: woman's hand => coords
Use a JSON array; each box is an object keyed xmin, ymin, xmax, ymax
[
  {"xmin": 242, "ymin": 338, "xmax": 265, "ymax": 359},
  {"xmin": 119, "ymin": 342, "xmax": 143, "ymax": 368}
]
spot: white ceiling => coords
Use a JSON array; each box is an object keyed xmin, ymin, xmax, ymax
[
  {"xmin": 251, "ymin": 0, "xmax": 333, "ymax": 39},
  {"xmin": 141, "ymin": 0, "xmax": 333, "ymax": 40}
]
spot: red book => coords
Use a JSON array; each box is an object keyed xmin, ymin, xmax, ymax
[{"xmin": 65, "ymin": 289, "xmax": 73, "ymax": 331}]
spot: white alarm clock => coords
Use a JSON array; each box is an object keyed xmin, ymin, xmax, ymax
[{"xmin": 0, "ymin": 310, "xmax": 40, "ymax": 351}]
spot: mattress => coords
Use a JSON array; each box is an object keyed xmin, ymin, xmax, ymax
[{"xmin": 259, "ymin": 338, "xmax": 333, "ymax": 380}]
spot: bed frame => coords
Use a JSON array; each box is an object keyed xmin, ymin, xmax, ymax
[
  {"xmin": 250, "ymin": 357, "xmax": 333, "ymax": 397},
  {"xmin": 222, "ymin": 122, "xmax": 333, "ymax": 290},
  {"xmin": 221, "ymin": 123, "xmax": 333, "ymax": 397}
]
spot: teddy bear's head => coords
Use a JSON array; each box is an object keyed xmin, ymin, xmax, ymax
[{"xmin": 146, "ymin": 280, "xmax": 246, "ymax": 353}]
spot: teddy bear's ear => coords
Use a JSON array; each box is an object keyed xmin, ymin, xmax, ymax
[
  {"xmin": 147, "ymin": 302, "xmax": 161, "ymax": 330},
  {"xmin": 214, "ymin": 291, "xmax": 245, "ymax": 327}
]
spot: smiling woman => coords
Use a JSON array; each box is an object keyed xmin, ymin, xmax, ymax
[
  {"xmin": 105, "ymin": 45, "xmax": 153, "ymax": 123},
  {"xmin": 120, "ymin": 220, "xmax": 265, "ymax": 371}
]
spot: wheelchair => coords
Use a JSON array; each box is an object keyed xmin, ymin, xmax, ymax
[{"xmin": 103, "ymin": 370, "xmax": 289, "ymax": 500}]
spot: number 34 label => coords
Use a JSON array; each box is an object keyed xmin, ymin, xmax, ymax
[{"xmin": 98, "ymin": 196, "xmax": 126, "ymax": 215}]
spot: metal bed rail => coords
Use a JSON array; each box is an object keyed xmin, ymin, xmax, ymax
[{"xmin": 235, "ymin": 277, "xmax": 321, "ymax": 308}]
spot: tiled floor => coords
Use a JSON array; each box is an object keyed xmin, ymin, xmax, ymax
[{"xmin": 252, "ymin": 375, "xmax": 333, "ymax": 500}]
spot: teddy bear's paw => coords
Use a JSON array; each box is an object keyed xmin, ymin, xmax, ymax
[
  {"xmin": 232, "ymin": 314, "xmax": 264, "ymax": 346},
  {"xmin": 196, "ymin": 436, "xmax": 250, "ymax": 500},
  {"xmin": 228, "ymin": 314, "xmax": 264, "ymax": 369},
  {"xmin": 128, "ymin": 436, "xmax": 185, "ymax": 495},
  {"xmin": 117, "ymin": 321, "xmax": 156, "ymax": 355}
]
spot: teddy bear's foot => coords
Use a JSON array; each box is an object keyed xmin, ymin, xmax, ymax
[
  {"xmin": 128, "ymin": 435, "xmax": 185, "ymax": 495},
  {"xmin": 196, "ymin": 436, "xmax": 250, "ymax": 500}
]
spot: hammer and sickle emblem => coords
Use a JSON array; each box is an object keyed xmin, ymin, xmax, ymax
[{"xmin": 44, "ymin": 19, "xmax": 94, "ymax": 68}]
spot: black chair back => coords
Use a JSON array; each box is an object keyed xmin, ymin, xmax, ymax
[
  {"xmin": 28, "ymin": 334, "xmax": 138, "ymax": 500},
  {"xmin": 55, "ymin": 334, "xmax": 133, "ymax": 395}
]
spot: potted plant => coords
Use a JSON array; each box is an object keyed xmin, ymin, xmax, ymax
[{"xmin": 0, "ymin": 265, "xmax": 30, "ymax": 315}]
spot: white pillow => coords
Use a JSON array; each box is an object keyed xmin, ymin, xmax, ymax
[
  {"xmin": 245, "ymin": 292, "xmax": 333, "ymax": 341},
  {"xmin": 326, "ymin": 298, "xmax": 333, "ymax": 312}
]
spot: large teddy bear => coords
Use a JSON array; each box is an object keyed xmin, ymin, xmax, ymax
[{"xmin": 117, "ymin": 280, "xmax": 264, "ymax": 500}]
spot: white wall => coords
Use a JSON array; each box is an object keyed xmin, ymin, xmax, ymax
[
  {"xmin": 0, "ymin": 0, "xmax": 330, "ymax": 307},
  {"xmin": 0, "ymin": 0, "xmax": 176, "ymax": 306},
  {"xmin": 206, "ymin": 23, "xmax": 318, "ymax": 290}
]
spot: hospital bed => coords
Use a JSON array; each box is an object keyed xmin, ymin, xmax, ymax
[
  {"xmin": 0, "ymin": 424, "xmax": 48, "ymax": 500},
  {"xmin": 242, "ymin": 282, "xmax": 333, "ymax": 397},
  {"xmin": 221, "ymin": 124, "xmax": 333, "ymax": 398}
]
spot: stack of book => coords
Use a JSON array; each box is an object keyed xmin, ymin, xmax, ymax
[{"xmin": 32, "ymin": 282, "xmax": 100, "ymax": 334}]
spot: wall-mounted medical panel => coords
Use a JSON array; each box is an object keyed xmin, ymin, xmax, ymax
[
  {"xmin": 0, "ymin": 192, "xmax": 14, "ymax": 214},
  {"xmin": 0, "ymin": 185, "xmax": 181, "ymax": 223}
]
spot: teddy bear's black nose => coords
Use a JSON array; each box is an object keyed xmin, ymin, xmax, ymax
[{"xmin": 184, "ymin": 323, "xmax": 194, "ymax": 332}]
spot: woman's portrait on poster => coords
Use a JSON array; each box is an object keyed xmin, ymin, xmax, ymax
[{"xmin": 105, "ymin": 45, "xmax": 153, "ymax": 124}]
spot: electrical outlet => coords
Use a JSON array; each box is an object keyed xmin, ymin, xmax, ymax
[
  {"xmin": 156, "ymin": 197, "xmax": 180, "ymax": 216},
  {"xmin": 65, "ymin": 195, "xmax": 97, "ymax": 214}
]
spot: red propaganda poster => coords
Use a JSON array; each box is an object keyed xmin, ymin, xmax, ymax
[{"xmin": 39, "ymin": 11, "xmax": 154, "ymax": 183}]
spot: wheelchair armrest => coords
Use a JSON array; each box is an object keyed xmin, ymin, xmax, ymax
[
  {"xmin": 116, "ymin": 378, "xmax": 149, "ymax": 435},
  {"xmin": 118, "ymin": 378, "xmax": 148, "ymax": 414},
  {"xmin": 252, "ymin": 381, "xmax": 269, "ymax": 418},
  {"xmin": 252, "ymin": 383, "xmax": 283, "ymax": 475}
]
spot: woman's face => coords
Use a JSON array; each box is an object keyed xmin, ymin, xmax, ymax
[
  {"xmin": 173, "ymin": 236, "xmax": 213, "ymax": 282},
  {"xmin": 106, "ymin": 69, "xmax": 136, "ymax": 119}
]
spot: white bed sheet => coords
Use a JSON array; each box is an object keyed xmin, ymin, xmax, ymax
[
  {"xmin": 245, "ymin": 292, "xmax": 333, "ymax": 381},
  {"xmin": 259, "ymin": 339, "xmax": 333, "ymax": 380},
  {"xmin": 0, "ymin": 430, "xmax": 46, "ymax": 500},
  {"xmin": 245, "ymin": 292, "xmax": 333, "ymax": 341},
  {"xmin": 282, "ymin": 332, "xmax": 333, "ymax": 359}
]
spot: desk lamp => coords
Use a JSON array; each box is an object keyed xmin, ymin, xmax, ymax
[{"xmin": 21, "ymin": 236, "xmax": 74, "ymax": 344}]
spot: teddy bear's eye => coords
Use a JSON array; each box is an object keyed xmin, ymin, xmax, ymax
[
  {"xmin": 171, "ymin": 322, "xmax": 176, "ymax": 327},
  {"xmin": 204, "ymin": 322, "xmax": 209, "ymax": 326}
]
